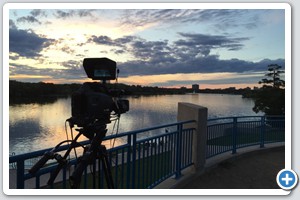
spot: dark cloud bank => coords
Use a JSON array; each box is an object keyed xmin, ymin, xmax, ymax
[{"xmin": 86, "ymin": 33, "xmax": 284, "ymax": 77}]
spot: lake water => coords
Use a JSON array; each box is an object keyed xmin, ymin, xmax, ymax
[{"xmin": 9, "ymin": 94, "xmax": 262, "ymax": 155}]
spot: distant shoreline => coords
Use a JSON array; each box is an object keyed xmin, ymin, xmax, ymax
[{"xmin": 9, "ymin": 80, "xmax": 258, "ymax": 105}]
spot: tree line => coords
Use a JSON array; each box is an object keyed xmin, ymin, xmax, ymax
[{"xmin": 9, "ymin": 80, "xmax": 258, "ymax": 101}]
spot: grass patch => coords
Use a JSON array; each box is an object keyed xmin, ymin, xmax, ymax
[
  {"xmin": 46, "ymin": 150, "xmax": 173, "ymax": 189},
  {"xmin": 207, "ymin": 127, "xmax": 284, "ymax": 146}
]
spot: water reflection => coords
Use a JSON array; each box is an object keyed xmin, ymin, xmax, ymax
[{"xmin": 9, "ymin": 94, "xmax": 261, "ymax": 155}]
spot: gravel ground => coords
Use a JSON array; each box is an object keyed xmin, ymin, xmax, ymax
[{"xmin": 180, "ymin": 147, "xmax": 284, "ymax": 189}]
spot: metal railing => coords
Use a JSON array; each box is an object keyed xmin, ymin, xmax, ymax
[
  {"xmin": 10, "ymin": 115, "xmax": 285, "ymax": 189},
  {"xmin": 9, "ymin": 120, "xmax": 195, "ymax": 189},
  {"xmin": 206, "ymin": 116, "xmax": 285, "ymax": 158}
]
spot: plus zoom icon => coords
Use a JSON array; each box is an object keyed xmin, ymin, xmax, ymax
[{"xmin": 277, "ymin": 169, "xmax": 298, "ymax": 190}]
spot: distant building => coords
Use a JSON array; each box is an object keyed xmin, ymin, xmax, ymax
[{"xmin": 192, "ymin": 84, "xmax": 200, "ymax": 93}]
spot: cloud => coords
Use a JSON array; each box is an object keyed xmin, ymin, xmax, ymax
[
  {"xmin": 9, "ymin": 26, "xmax": 55, "ymax": 58},
  {"xmin": 84, "ymin": 32, "xmax": 284, "ymax": 77},
  {"xmin": 88, "ymin": 35, "xmax": 118, "ymax": 46},
  {"xmin": 10, "ymin": 61, "xmax": 86, "ymax": 81},
  {"xmin": 175, "ymin": 33, "xmax": 249, "ymax": 56},
  {"xmin": 17, "ymin": 16, "xmax": 42, "ymax": 24},
  {"xmin": 61, "ymin": 45, "xmax": 75, "ymax": 54},
  {"xmin": 61, "ymin": 60, "xmax": 81, "ymax": 70},
  {"xmin": 120, "ymin": 9, "xmax": 200, "ymax": 28},
  {"xmin": 118, "ymin": 56, "xmax": 285, "ymax": 77},
  {"xmin": 54, "ymin": 10, "xmax": 75, "ymax": 19},
  {"xmin": 16, "ymin": 9, "xmax": 47, "ymax": 25},
  {"xmin": 120, "ymin": 9, "xmax": 261, "ymax": 32},
  {"xmin": 87, "ymin": 32, "xmax": 248, "ymax": 59},
  {"xmin": 30, "ymin": 9, "xmax": 47, "ymax": 17},
  {"xmin": 9, "ymin": 19, "xmax": 17, "ymax": 29},
  {"xmin": 54, "ymin": 10, "xmax": 95, "ymax": 19}
]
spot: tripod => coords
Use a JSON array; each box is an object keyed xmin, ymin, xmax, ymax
[
  {"xmin": 29, "ymin": 122, "xmax": 115, "ymax": 189},
  {"xmin": 69, "ymin": 124, "xmax": 115, "ymax": 189}
]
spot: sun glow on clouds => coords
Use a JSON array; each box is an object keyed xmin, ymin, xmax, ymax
[
  {"xmin": 9, "ymin": 74, "xmax": 52, "ymax": 80},
  {"xmin": 33, "ymin": 19, "xmax": 139, "ymax": 65}
]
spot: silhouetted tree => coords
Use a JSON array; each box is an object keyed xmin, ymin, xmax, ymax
[
  {"xmin": 253, "ymin": 64, "xmax": 285, "ymax": 115},
  {"xmin": 259, "ymin": 64, "xmax": 285, "ymax": 89}
]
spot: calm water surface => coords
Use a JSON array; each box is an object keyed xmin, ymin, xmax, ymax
[{"xmin": 9, "ymin": 94, "xmax": 261, "ymax": 155}]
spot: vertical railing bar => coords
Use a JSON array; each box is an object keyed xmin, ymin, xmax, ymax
[
  {"xmin": 169, "ymin": 134, "xmax": 173, "ymax": 175},
  {"xmin": 126, "ymin": 134, "xmax": 132, "ymax": 189},
  {"xmin": 152, "ymin": 139, "xmax": 156, "ymax": 186},
  {"xmin": 62, "ymin": 167, "xmax": 67, "ymax": 189},
  {"xmin": 189, "ymin": 129, "xmax": 192, "ymax": 164},
  {"xmin": 121, "ymin": 148, "xmax": 125, "ymax": 189},
  {"xmin": 185, "ymin": 130, "xmax": 188, "ymax": 167},
  {"xmin": 132, "ymin": 134, "xmax": 136, "ymax": 189},
  {"xmin": 172, "ymin": 134, "xmax": 176, "ymax": 173},
  {"xmin": 182, "ymin": 131, "xmax": 186, "ymax": 167},
  {"xmin": 147, "ymin": 139, "xmax": 151, "ymax": 188},
  {"xmin": 136, "ymin": 142, "xmax": 140, "ymax": 189},
  {"xmin": 166, "ymin": 134, "xmax": 170, "ymax": 176},
  {"xmin": 98, "ymin": 157, "xmax": 101, "ymax": 188},
  {"xmin": 206, "ymin": 127, "xmax": 208, "ymax": 158},
  {"xmin": 157, "ymin": 137, "xmax": 160, "ymax": 183},
  {"xmin": 35, "ymin": 175, "xmax": 40, "ymax": 189},
  {"xmin": 191, "ymin": 129, "xmax": 193, "ymax": 161},
  {"xmin": 175, "ymin": 124, "xmax": 182, "ymax": 178},
  {"xmin": 83, "ymin": 166, "xmax": 88, "ymax": 189},
  {"xmin": 161, "ymin": 136, "xmax": 164, "ymax": 179},
  {"xmin": 114, "ymin": 150, "xmax": 119, "ymax": 189},
  {"xmin": 260, "ymin": 116, "xmax": 266, "ymax": 148},
  {"xmin": 92, "ymin": 160, "xmax": 96, "ymax": 189},
  {"xmin": 155, "ymin": 137, "xmax": 160, "ymax": 181},
  {"xmin": 232, "ymin": 117, "xmax": 237, "ymax": 154},
  {"xmin": 142, "ymin": 141, "xmax": 148, "ymax": 188},
  {"xmin": 217, "ymin": 125, "xmax": 220, "ymax": 155},
  {"xmin": 150, "ymin": 139, "xmax": 155, "ymax": 185},
  {"xmin": 16, "ymin": 160, "xmax": 25, "ymax": 189}
]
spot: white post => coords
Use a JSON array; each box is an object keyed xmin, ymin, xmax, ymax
[{"xmin": 177, "ymin": 102, "xmax": 208, "ymax": 172}]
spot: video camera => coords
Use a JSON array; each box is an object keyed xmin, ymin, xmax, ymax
[
  {"xmin": 70, "ymin": 58, "xmax": 129, "ymax": 128},
  {"xmin": 29, "ymin": 58, "xmax": 127, "ymax": 188}
]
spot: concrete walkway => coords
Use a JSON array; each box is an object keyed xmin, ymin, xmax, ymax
[{"xmin": 175, "ymin": 146, "xmax": 284, "ymax": 189}]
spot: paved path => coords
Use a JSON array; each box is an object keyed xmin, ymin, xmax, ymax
[{"xmin": 179, "ymin": 147, "xmax": 284, "ymax": 189}]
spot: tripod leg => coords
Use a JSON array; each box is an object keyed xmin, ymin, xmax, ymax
[{"xmin": 101, "ymin": 152, "xmax": 115, "ymax": 189}]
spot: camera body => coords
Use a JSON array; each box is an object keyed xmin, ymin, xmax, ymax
[{"xmin": 70, "ymin": 58, "xmax": 129, "ymax": 127}]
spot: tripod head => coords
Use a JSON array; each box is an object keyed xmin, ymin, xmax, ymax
[{"xmin": 69, "ymin": 118, "xmax": 108, "ymax": 141}]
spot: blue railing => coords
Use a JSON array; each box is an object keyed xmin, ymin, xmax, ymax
[
  {"xmin": 9, "ymin": 115, "xmax": 285, "ymax": 189},
  {"xmin": 206, "ymin": 116, "xmax": 285, "ymax": 158},
  {"xmin": 9, "ymin": 120, "xmax": 195, "ymax": 189}
]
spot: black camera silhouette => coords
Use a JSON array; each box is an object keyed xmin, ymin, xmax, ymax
[{"xmin": 70, "ymin": 58, "xmax": 129, "ymax": 127}]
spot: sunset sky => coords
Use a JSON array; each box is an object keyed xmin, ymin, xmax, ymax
[{"xmin": 7, "ymin": 4, "xmax": 286, "ymax": 89}]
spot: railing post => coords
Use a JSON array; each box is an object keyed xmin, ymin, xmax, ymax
[
  {"xmin": 16, "ymin": 160, "xmax": 25, "ymax": 189},
  {"xmin": 177, "ymin": 103, "xmax": 208, "ymax": 173},
  {"xmin": 131, "ymin": 134, "xmax": 137, "ymax": 188},
  {"xmin": 126, "ymin": 134, "xmax": 132, "ymax": 189},
  {"xmin": 232, "ymin": 117, "xmax": 237, "ymax": 154},
  {"xmin": 175, "ymin": 124, "xmax": 183, "ymax": 179},
  {"xmin": 260, "ymin": 116, "xmax": 266, "ymax": 148}
]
